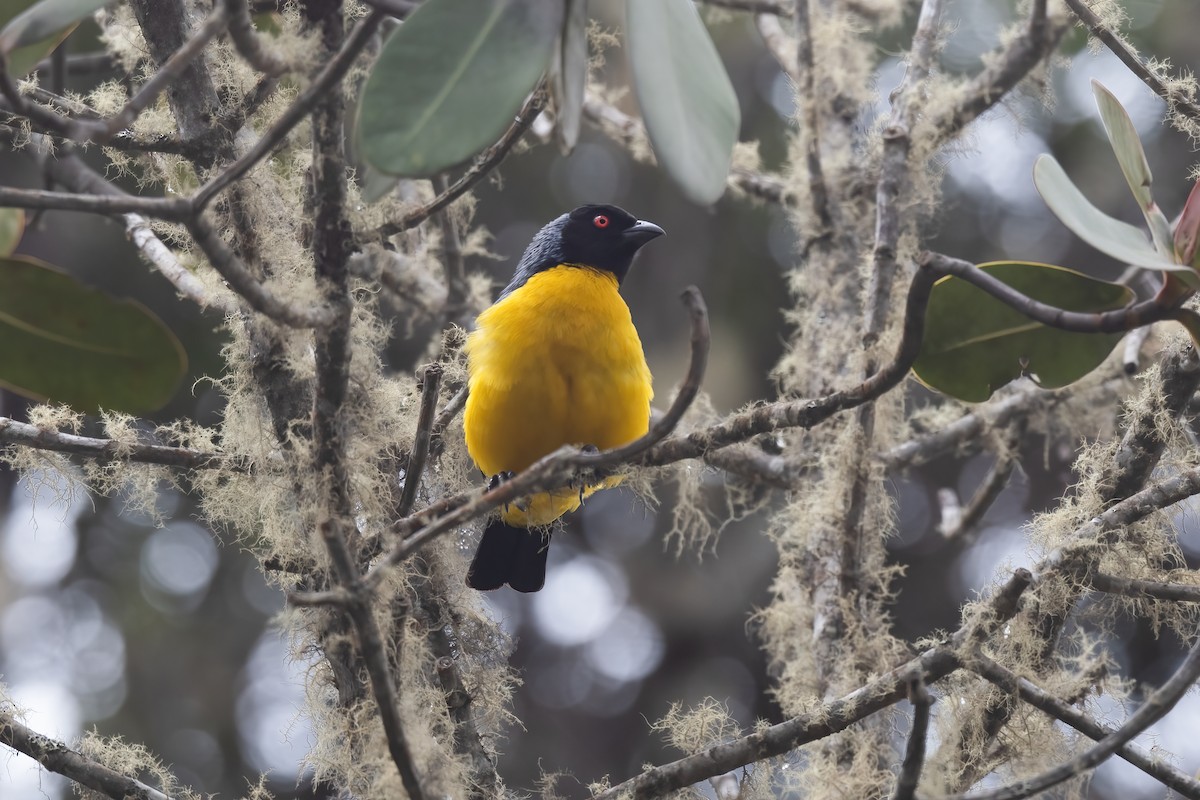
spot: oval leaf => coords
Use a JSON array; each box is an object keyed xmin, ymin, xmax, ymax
[
  {"xmin": 627, "ymin": 0, "xmax": 740, "ymax": 205},
  {"xmin": 1091, "ymin": 79, "xmax": 1174, "ymax": 256},
  {"xmin": 0, "ymin": 207, "xmax": 24, "ymax": 256},
  {"xmin": 551, "ymin": 0, "xmax": 587, "ymax": 155},
  {"xmin": 1033, "ymin": 154, "xmax": 1195, "ymax": 285},
  {"xmin": 0, "ymin": 0, "xmax": 107, "ymax": 70},
  {"xmin": 358, "ymin": 0, "xmax": 560, "ymax": 177},
  {"xmin": 0, "ymin": 256, "xmax": 186, "ymax": 413},
  {"xmin": 913, "ymin": 261, "xmax": 1134, "ymax": 403}
]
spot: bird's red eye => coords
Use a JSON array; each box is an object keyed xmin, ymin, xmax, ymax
[{"xmin": 593, "ymin": 214, "xmax": 610, "ymax": 229}]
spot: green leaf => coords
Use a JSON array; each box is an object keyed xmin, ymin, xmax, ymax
[
  {"xmin": 358, "ymin": 0, "xmax": 560, "ymax": 177},
  {"xmin": 1091, "ymin": 79, "xmax": 1175, "ymax": 256},
  {"xmin": 0, "ymin": 256, "xmax": 186, "ymax": 413},
  {"xmin": 0, "ymin": 0, "xmax": 107, "ymax": 75},
  {"xmin": 551, "ymin": 0, "xmax": 587, "ymax": 155},
  {"xmin": 912, "ymin": 261, "xmax": 1134, "ymax": 403},
  {"xmin": 1174, "ymin": 179, "xmax": 1200, "ymax": 270},
  {"xmin": 0, "ymin": 207, "xmax": 24, "ymax": 256},
  {"xmin": 1033, "ymin": 154, "xmax": 1195, "ymax": 285},
  {"xmin": 626, "ymin": 0, "xmax": 740, "ymax": 205}
]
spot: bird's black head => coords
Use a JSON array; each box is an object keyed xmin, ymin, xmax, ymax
[{"xmin": 499, "ymin": 204, "xmax": 665, "ymax": 299}]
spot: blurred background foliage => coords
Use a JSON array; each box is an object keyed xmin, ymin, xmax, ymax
[{"xmin": 3, "ymin": 1, "xmax": 1200, "ymax": 798}]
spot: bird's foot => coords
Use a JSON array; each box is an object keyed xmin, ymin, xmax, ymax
[
  {"xmin": 487, "ymin": 471, "xmax": 516, "ymax": 512},
  {"xmin": 575, "ymin": 445, "xmax": 600, "ymax": 504}
]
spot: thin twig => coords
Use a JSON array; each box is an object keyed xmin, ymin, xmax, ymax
[
  {"xmin": 970, "ymin": 653, "xmax": 1200, "ymax": 799},
  {"xmin": 939, "ymin": 454, "xmax": 1015, "ymax": 544},
  {"xmin": 125, "ymin": 213, "xmax": 235, "ymax": 313},
  {"xmin": 0, "ymin": 712, "xmax": 176, "ymax": 800},
  {"xmin": 374, "ymin": 88, "xmax": 549, "ymax": 238},
  {"xmin": 398, "ymin": 364, "xmax": 443, "ymax": 517},
  {"xmin": 1063, "ymin": 0, "xmax": 1200, "ymax": 128},
  {"xmin": 192, "ymin": 9, "xmax": 385, "ymax": 210},
  {"xmin": 93, "ymin": 6, "xmax": 230, "ymax": 143},
  {"xmin": 1123, "ymin": 324, "xmax": 1153, "ymax": 374},
  {"xmin": 225, "ymin": 0, "xmax": 288, "ymax": 75},
  {"xmin": 698, "ymin": 0, "xmax": 791, "ymax": 13},
  {"xmin": 0, "ymin": 416, "xmax": 240, "ymax": 470},
  {"xmin": 0, "ymin": 186, "xmax": 192, "ymax": 219},
  {"xmin": 434, "ymin": 174, "xmax": 470, "ymax": 327},
  {"xmin": 922, "ymin": 252, "xmax": 1179, "ymax": 333},
  {"xmin": 188, "ymin": 216, "xmax": 335, "ymax": 327},
  {"xmin": 891, "ymin": 674, "xmax": 932, "ymax": 800},
  {"xmin": 1087, "ymin": 572, "xmax": 1200, "ymax": 603}
]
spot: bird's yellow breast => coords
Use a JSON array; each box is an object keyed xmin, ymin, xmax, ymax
[{"xmin": 463, "ymin": 265, "xmax": 653, "ymax": 524}]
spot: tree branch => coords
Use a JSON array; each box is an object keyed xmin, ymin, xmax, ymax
[
  {"xmin": 373, "ymin": 87, "xmax": 549, "ymax": 239},
  {"xmin": 943, "ymin": 626, "xmax": 1200, "ymax": 800},
  {"xmin": 1062, "ymin": 0, "xmax": 1200, "ymax": 128},
  {"xmin": 970, "ymin": 653, "xmax": 1200, "ymax": 799},
  {"xmin": 0, "ymin": 416, "xmax": 240, "ymax": 470},
  {"xmin": 891, "ymin": 674, "xmax": 933, "ymax": 800},
  {"xmin": 0, "ymin": 712, "xmax": 176, "ymax": 800}
]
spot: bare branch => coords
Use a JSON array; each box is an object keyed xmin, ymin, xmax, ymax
[
  {"xmin": 398, "ymin": 364, "xmax": 443, "ymax": 517},
  {"xmin": 891, "ymin": 675, "xmax": 933, "ymax": 800},
  {"xmin": 939, "ymin": 454, "xmax": 1015, "ymax": 544},
  {"xmin": 125, "ymin": 213, "xmax": 236, "ymax": 313},
  {"xmin": 0, "ymin": 416, "xmax": 239, "ymax": 470},
  {"xmin": 1063, "ymin": 0, "xmax": 1200, "ymax": 127},
  {"xmin": 0, "ymin": 186, "xmax": 192, "ymax": 219},
  {"xmin": 188, "ymin": 216, "xmax": 335, "ymax": 327},
  {"xmin": 225, "ymin": 0, "xmax": 288, "ymax": 76},
  {"xmin": 374, "ymin": 87, "xmax": 549, "ymax": 239},
  {"xmin": 0, "ymin": 712, "xmax": 176, "ymax": 800},
  {"xmin": 1087, "ymin": 572, "xmax": 1200, "ymax": 603},
  {"xmin": 698, "ymin": 0, "xmax": 791, "ymax": 13}
]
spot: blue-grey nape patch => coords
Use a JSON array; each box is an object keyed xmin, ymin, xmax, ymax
[{"xmin": 497, "ymin": 212, "xmax": 569, "ymax": 300}]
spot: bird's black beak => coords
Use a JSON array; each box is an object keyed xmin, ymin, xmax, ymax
[{"xmin": 623, "ymin": 220, "xmax": 665, "ymax": 247}]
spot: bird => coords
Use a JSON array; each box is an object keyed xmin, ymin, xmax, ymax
[{"xmin": 462, "ymin": 204, "xmax": 664, "ymax": 592}]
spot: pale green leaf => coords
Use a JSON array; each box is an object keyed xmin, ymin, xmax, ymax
[
  {"xmin": 0, "ymin": 0, "xmax": 106, "ymax": 58},
  {"xmin": 358, "ymin": 0, "xmax": 560, "ymax": 177},
  {"xmin": 551, "ymin": 0, "xmax": 587, "ymax": 154},
  {"xmin": 627, "ymin": 0, "xmax": 740, "ymax": 205},
  {"xmin": 1033, "ymin": 154, "xmax": 1195, "ymax": 285},
  {"xmin": 1092, "ymin": 79, "xmax": 1175, "ymax": 256}
]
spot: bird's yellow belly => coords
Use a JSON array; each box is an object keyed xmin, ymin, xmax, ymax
[{"xmin": 463, "ymin": 266, "xmax": 653, "ymax": 526}]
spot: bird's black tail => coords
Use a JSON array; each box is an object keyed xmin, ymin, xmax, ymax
[{"xmin": 466, "ymin": 518, "xmax": 549, "ymax": 592}]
